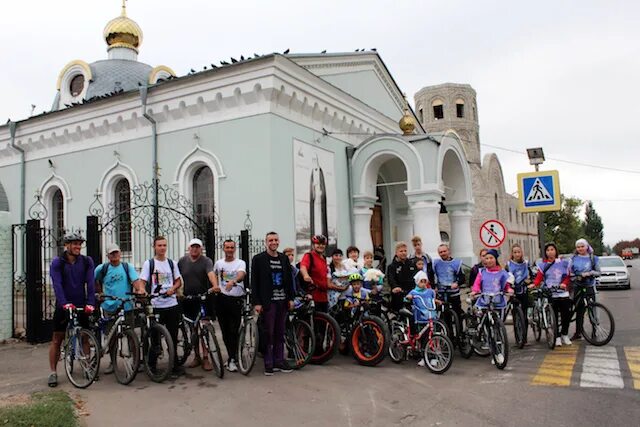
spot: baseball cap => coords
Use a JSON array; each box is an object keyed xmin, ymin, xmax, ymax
[
  {"xmin": 106, "ymin": 243, "xmax": 121, "ymax": 254},
  {"xmin": 189, "ymin": 238, "xmax": 203, "ymax": 247}
]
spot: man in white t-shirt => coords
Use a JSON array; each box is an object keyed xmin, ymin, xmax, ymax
[
  {"xmin": 213, "ymin": 239, "xmax": 246, "ymax": 373},
  {"xmin": 138, "ymin": 236, "xmax": 183, "ymax": 377}
]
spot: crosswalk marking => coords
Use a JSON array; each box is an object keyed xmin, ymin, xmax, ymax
[
  {"xmin": 624, "ymin": 347, "xmax": 640, "ymax": 390},
  {"xmin": 531, "ymin": 345, "xmax": 579, "ymax": 387},
  {"xmin": 580, "ymin": 346, "xmax": 624, "ymax": 388}
]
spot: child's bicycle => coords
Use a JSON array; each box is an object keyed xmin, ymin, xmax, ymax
[{"xmin": 388, "ymin": 303, "xmax": 454, "ymax": 374}]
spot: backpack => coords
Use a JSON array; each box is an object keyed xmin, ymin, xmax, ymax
[
  {"xmin": 296, "ymin": 252, "xmax": 314, "ymax": 292},
  {"xmin": 96, "ymin": 262, "xmax": 132, "ymax": 287},
  {"xmin": 147, "ymin": 258, "xmax": 175, "ymax": 294}
]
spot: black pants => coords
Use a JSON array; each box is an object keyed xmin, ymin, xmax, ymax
[
  {"xmin": 153, "ymin": 305, "xmax": 181, "ymax": 369},
  {"xmin": 515, "ymin": 292, "xmax": 529, "ymax": 341},
  {"xmin": 574, "ymin": 286, "xmax": 596, "ymax": 335},
  {"xmin": 215, "ymin": 294, "xmax": 243, "ymax": 361},
  {"xmin": 182, "ymin": 295, "xmax": 215, "ymax": 322},
  {"xmin": 314, "ymin": 301, "xmax": 329, "ymax": 313},
  {"xmin": 552, "ymin": 298, "xmax": 571, "ymax": 336}
]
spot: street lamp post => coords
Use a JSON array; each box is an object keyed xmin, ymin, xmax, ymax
[{"xmin": 526, "ymin": 148, "xmax": 546, "ymax": 258}]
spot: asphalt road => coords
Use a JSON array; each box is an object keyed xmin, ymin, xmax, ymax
[{"xmin": 2, "ymin": 259, "xmax": 639, "ymax": 426}]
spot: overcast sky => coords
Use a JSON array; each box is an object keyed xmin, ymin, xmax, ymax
[{"xmin": 2, "ymin": 0, "xmax": 638, "ymax": 246}]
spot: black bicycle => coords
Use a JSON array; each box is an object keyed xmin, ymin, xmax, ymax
[
  {"xmin": 237, "ymin": 288, "xmax": 259, "ymax": 375},
  {"xmin": 133, "ymin": 293, "xmax": 176, "ymax": 383},
  {"xmin": 461, "ymin": 292, "xmax": 509, "ymax": 369},
  {"xmin": 570, "ymin": 282, "xmax": 615, "ymax": 346},
  {"xmin": 61, "ymin": 307, "xmax": 100, "ymax": 388},
  {"xmin": 334, "ymin": 298, "xmax": 388, "ymax": 366},
  {"xmin": 284, "ymin": 301, "xmax": 315, "ymax": 370},
  {"xmin": 502, "ymin": 295, "xmax": 526, "ymax": 349},
  {"xmin": 93, "ymin": 295, "xmax": 140, "ymax": 385},
  {"xmin": 179, "ymin": 290, "xmax": 225, "ymax": 378}
]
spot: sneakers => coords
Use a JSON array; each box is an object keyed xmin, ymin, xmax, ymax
[
  {"xmin": 273, "ymin": 364, "xmax": 293, "ymax": 373},
  {"xmin": 561, "ymin": 335, "xmax": 572, "ymax": 346},
  {"xmin": 264, "ymin": 368, "xmax": 274, "ymax": 376},
  {"xmin": 495, "ymin": 354, "xmax": 505, "ymax": 365},
  {"xmin": 555, "ymin": 337, "xmax": 562, "ymax": 347},
  {"xmin": 417, "ymin": 359, "xmax": 425, "ymax": 367},
  {"xmin": 47, "ymin": 372, "xmax": 57, "ymax": 388},
  {"xmin": 226, "ymin": 359, "xmax": 238, "ymax": 373}
]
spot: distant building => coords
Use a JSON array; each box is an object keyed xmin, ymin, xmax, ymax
[{"xmin": 414, "ymin": 83, "xmax": 539, "ymax": 262}]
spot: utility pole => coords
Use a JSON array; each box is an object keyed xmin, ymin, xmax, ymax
[{"xmin": 527, "ymin": 148, "xmax": 546, "ymax": 258}]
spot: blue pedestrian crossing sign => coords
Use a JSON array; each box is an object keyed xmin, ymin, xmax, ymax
[{"xmin": 517, "ymin": 170, "xmax": 561, "ymax": 212}]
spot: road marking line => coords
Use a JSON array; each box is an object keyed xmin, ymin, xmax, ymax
[
  {"xmin": 579, "ymin": 346, "xmax": 623, "ymax": 388},
  {"xmin": 531, "ymin": 345, "xmax": 579, "ymax": 387},
  {"xmin": 624, "ymin": 346, "xmax": 640, "ymax": 390}
]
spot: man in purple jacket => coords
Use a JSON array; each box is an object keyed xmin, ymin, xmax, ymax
[{"xmin": 47, "ymin": 232, "xmax": 96, "ymax": 387}]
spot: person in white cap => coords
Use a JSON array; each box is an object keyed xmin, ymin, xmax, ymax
[
  {"xmin": 94, "ymin": 243, "xmax": 139, "ymax": 374},
  {"xmin": 178, "ymin": 238, "xmax": 219, "ymax": 371},
  {"xmin": 213, "ymin": 239, "xmax": 247, "ymax": 373}
]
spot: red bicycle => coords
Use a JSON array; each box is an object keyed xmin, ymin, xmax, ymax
[{"xmin": 388, "ymin": 305, "xmax": 454, "ymax": 374}]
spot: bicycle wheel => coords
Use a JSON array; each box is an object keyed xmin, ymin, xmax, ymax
[
  {"xmin": 388, "ymin": 322, "xmax": 406, "ymax": 363},
  {"xmin": 110, "ymin": 328, "xmax": 140, "ymax": 385},
  {"xmin": 512, "ymin": 305, "xmax": 526, "ymax": 349},
  {"xmin": 458, "ymin": 316, "xmax": 473, "ymax": 359},
  {"xmin": 442, "ymin": 310, "xmax": 460, "ymax": 347},
  {"xmin": 64, "ymin": 328, "xmax": 100, "ymax": 389},
  {"xmin": 175, "ymin": 321, "xmax": 192, "ymax": 367},
  {"xmin": 422, "ymin": 333, "xmax": 454, "ymax": 374},
  {"xmin": 237, "ymin": 318, "xmax": 258, "ymax": 375},
  {"xmin": 490, "ymin": 315, "xmax": 509, "ymax": 370},
  {"xmin": 311, "ymin": 312, "xmax": 340, "ymax": 365},
  {"xmin": 532, "ymin": 313, "xmax": 542, "ymax": 343},
  {"xmin": 582, "ymin": 302, "xmax": 615, "ymax": 346},
  {"xmin": 543, "ymin": 303, "xmax": 556, "ymax": 350},
  {"xmin": 351, "ymin": 316, "xmax": 388, "ymax": 366},
  {"xmin": 143, "ymin": 323, "xmax": 175, "ymax": 383},
  {"xmin": 473, "ymin": 318, "xmax": 491, "ymax": 357},
  {"xmin": 285, "ymin": 319, "xmax": 315, "ymax": 369},
  {"xmin": 203, "ymin": 323, "xmax": 224, "ymax": 379}
]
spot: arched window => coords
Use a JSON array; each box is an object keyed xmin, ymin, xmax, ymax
[
  {"xmin": 418, "ymin": 107, "xmax": 424, "ymax": 124},
  {"xmin": 509, "ymin": 207, "xmax": 513, "ymax": 223},
  {"xmin": 193, "ymin": 166, "xmax": 215, "ymax": 237},
  {"xmin": 114, "ymin": 179, "xmax": 132, "ymax": 252},
  {"xmin": 455, "ymin": 98, "xmax": 465, "ymax": 118},
  {"xmin": 494, "ymin": 193, "xmax": 499, "ymax": 219},
  {"xmin": 52, "ymin": 188, "xmax": 65, "ymax": 252},
  {"xmin": 440, "ymin": 231, "xmax": 450, "ymax": 244},
  {"xmin": 432, "ymin": 99, "xmax": 444, "ymax": 120}
]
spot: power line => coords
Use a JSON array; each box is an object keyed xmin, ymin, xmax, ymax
[{"xmin": 479, "ymin": 143, "xmax": 640, "ymax": 175}]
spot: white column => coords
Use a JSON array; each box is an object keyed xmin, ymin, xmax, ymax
[
  {"xmin": 0, "ymin": 212, "xmax": 11, "ymax": 340},
  {"xmin": 447, "ymin": 201, "xmax": 475, "ymax": 265},
  {"xmin": 407, "ymin": 189, "xmax": 443, "ymax": 258},
  {"xmin": 352, "ymin": 195, "xmax": 377, "ymax": 253}
]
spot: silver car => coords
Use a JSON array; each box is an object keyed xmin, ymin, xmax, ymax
[{"xmin": 596, "ymin": 256, "xmax": 631, "ymax": 289}]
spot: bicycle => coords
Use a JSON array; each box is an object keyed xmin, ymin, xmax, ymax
[
  {"xmin": 133, "ymin": 293, "xmax": 177, "ymax": 383},
  {"xmin": 502, "ymin": 295, "xmax": 526, "ymax": 349},
  {"xmin": 388, "ymin": 303, "xmax": 454, "ymax": 374},
  {"xmin": 335, "ymin": 298, "xmax": 388, "ymax": 366},
  {"xmin": 284, "ymin": 301, "xmax": 315, "ymax": 370},
  {"xmin": 529, "ymin": 286, "xmax": 557, "ymax": 350},
  {"xmin": 463, "ymin": 292, "xmax": 510, "ymax": 369},
  {"xmin": 298, "ymin": 283, "xmax": 341, "ymax": 365},
  {"xmin": 93, "ymin": 295, "xmax": 140, "ymax": 385},
  {"xmin": 570, "ymin": 280, "xmax": 615, "ymax": 346},
  {"xmin": 61, "ymin": 306, "xmax": 100, "ymax": 388},
  {"xmin": 438, "ymin": 291, "xmax": 463, "ymax": 350},
  {"xmin": 237, "ymin": 288, "xmax": 259, "ymax": 375},
  {"xmin": 179, "ymin": 290, "xmax": 225, "ymax": 378}
]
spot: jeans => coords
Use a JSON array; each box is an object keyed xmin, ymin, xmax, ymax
[
  {"xmin": 215, "ymin": 294, "xmax": 243, "ymax": 361},
  {"xmin": 262, "ymin": 300, "xmax": 288, "ymax": 370}
]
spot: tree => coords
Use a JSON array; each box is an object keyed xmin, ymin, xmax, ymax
[
  {"xmin": 613, "ymin": 238, "xmax": 640, "ymax": 256},
  {"xmin": 543, "ymin": 195, "xmax": 583, "ymax": 255},
  {"xmin": 583, "ymin": 201, "xmax": 604, "ymax": 255}
]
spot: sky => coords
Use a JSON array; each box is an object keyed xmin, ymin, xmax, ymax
[{"xmin": 1, "ymin": 0, "xmax": 639, "ymax": 246}]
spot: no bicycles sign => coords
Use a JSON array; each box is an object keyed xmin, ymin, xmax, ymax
[{"xmin": 479, "ymin": 219, "xmax": 507, "ymax": 249}]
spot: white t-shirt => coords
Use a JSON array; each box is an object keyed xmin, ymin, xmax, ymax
[
  {"xmin": 214, "ymin": 258, "xmax": 247, "ymax": 297},
  {"xmin": 140, "ymin": 258, "xmax": 181, "ymax": 309}
]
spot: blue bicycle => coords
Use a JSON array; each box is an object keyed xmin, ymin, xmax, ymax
[{"xmin": 62, "ymin": 307, "xmax": 101, "ymax": 388}]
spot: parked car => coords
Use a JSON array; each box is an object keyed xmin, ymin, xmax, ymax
[{"xmin": 596, "ymin": 256, "xmax": 631, "ymax": 290}]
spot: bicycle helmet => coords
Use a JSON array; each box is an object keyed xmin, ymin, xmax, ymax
[
  {"xmin": 348, "ymin": 273, "xmax": 363, "ymax": 283},
  {"xmin": 63, "ymin": 232, "xmax": 85, "ymax": 243},
  {"xmin": 311, "ymin": 235, "xmax": 327, "ymax": 245}
]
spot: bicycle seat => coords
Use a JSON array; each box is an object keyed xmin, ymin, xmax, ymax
[{"xmin": 399, "ymin": 308, "xmax": 413, "ymax": 318}]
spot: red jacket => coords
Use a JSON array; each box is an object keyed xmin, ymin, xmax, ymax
[{"xmin": 300, "ymin": 251, "xmax": 329, "ymax": 303}]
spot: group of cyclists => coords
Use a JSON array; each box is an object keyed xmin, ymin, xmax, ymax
[{"xmin": 46, "ymin": 229, "xmax": 610, "ymax": 387}]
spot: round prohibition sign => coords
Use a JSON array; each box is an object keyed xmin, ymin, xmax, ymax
[{"xmin": 479, "ymin": 219, "xmax": 507, "ymax": 249}]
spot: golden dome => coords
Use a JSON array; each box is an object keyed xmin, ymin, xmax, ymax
[
  {"xmin": 399, "ymin": 105, "xmax": 416, "ymax": 135},
  {"xmin": 103, "ymin": 2, "xmax": 143, "ymax": 52}
]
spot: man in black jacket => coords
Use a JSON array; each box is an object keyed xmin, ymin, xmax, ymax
[
  {"xmin": 387, "ymin": 241, "xmax": 418, "ymax": 311},
  {"xmin": 251, "ymin": 231, "xmax": 295, "ymax": 376}
]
